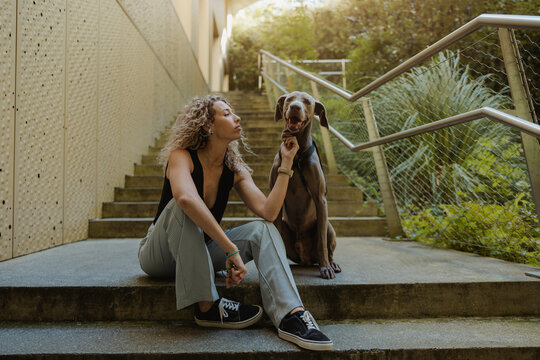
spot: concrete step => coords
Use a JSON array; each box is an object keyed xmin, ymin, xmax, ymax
[
  {"xmin": 102, "ymin": 202, "xmax": 158, "ymax": 218},
  {"xmin": 147, "ymin": 143, "xmax": 281, "ymax": 156},
  {"xmin": 114, "ymin": 186, "xmax": 364, "ymax": 202},
  {"xmin": 244, "ymin": 148, "xmax": 285, "ymax": 158},
  {"xmin": 147, "ymin": 143, "xmax": 283, "ymax": 156},
  {"xmin": 234, "ymin": 110, "xmax": 273, "ymax": 117},
  {"xmin": 222, "ymin": 201, "xmax": 377, "ymax": 218},
  {"xmin": 2, "ymin": 318, "xmax": 539, "ymax": 359},
  {"xmin": 124, "ymin": 174, "xmax": 352, "ymax": 189},
  {"xmin": 88, "ymin": 217, "xmax": 387, "ymax": 238},
  {"xmin": 243, "ymin": 154, "xmax": 278, "ymax": 164},
  {"xmin": 133, "ymin": 164, "xmax": 164, "ymax": 176},
  {"xmin": 141, "ymin": 154, "xmax": 159, "ymax": 165},
  {"xmin": 1, "ymin": 238, "xmax": 538, "ymax": 322},
  {"xmin": 147, "ymin": 146, "xmax": 163, "ymax": 155},
  {"xmin": 141, "ymin": 153, "xmax": 280, "ymax": 166},
  {"xmin": 239, "ymin": 123, "xmax": 282, "ymax": 129},
  {"xmin": 242, "ymin": 126, "xmax": 283, "ymax": 134},
  {"xmin": 125, "ymin": 175, "xmax": 163, "ymax": 188},
  {"xmin": 228, "ymin": 187, "xmax": 362, "ymax": 201},
  {"xmin": 240, "ymin": 118, "xmax": 280, "ymax": 126},
  {"xmin": 135, "ymin": 162, "xmax": 332, "ymax": 177},
  {"xmin": 235, "ymin": 106, "xmax": 271, "ymax": 112},
  {"xmin": 101, "ymin": 201, "xmax": 378, "ymax": 218},
  {"xmin": 153, "ymin": 131, "xmax": 280, "ymax": 148}
]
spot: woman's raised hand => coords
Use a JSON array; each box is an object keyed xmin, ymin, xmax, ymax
[
  {"xmin": 281, "ymin": 136, "xmax": 299, "ymax": 163},
  {"xmin": 225, "ymin": 252, "xmax": 247, "ymax": 288}
]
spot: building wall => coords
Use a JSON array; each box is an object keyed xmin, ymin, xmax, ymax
[
  {"xmin": 172, "ymin": 0, "xmax": 236, "ymax": 92},
  {"xmin": 0, "ymin": 0, "xmax": 207, "ymax": 261}
]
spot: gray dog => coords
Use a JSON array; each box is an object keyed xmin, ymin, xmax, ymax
[{"xmin": 269, "ymin": 91, "xmax": 341, "ymax": 279}]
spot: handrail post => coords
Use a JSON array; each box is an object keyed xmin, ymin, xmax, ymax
[
  {"xmin": 257, "ymin": 53, "xmax": 262, "ymax": 91},
  {"xmin": 362, "ymin": 97, "xmax": 405, "ymax": 237},
  {"xmin": 267, "ymin": 60, "xmax": 281, "ymax": 102},
  {"xmin": 284, "ymin": 67, "xmax": 294, "ymax": 92},
  {"xmin": 262, "ymin": 56, "xmax": 275, "ymax": 110},
  {"xmin": 310, "ymin": 81, "xmax": 338, "ymax": 175},
  {"xmin": 499, "ymin": 28, "xmax": 540, "ymax": 220},
  {"xmin": 341, "ymin": 59, "xmax": 347, "ymax": 90}
]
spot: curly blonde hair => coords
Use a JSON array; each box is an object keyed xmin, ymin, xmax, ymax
[{"xmin": 158, "ymin": 94, "xmax": 252, "ymax": 173}]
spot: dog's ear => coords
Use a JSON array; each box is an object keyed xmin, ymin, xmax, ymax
[
  {"xmin": 274, "ymin": 94, "xmax": 287, "ymax": 122},
  {"xmin": 314, "ymin": 101, "xmax": 328, "ymax": 128}
]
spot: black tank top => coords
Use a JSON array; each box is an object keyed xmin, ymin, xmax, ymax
[{"xmin": 153, "ymin": 149, "xmax": 235, "ymax": 243}]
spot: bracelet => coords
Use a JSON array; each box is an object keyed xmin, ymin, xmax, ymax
[
  {"xmin": 225, "ymin": 249, "xmax": 239, "ymax": 258},
  {"xmin": 278, "ymin": 166, "xmax": 294, "ymax": 178}
]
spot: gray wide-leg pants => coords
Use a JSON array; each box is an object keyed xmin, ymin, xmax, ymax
[{"xmin": 138, "ymin": 198, "xmax": 303, "ymax": 327}]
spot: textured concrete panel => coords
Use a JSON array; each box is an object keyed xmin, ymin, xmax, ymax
[
  {"xmin": 152, "ymin": 56, "xmax": 183, "ymax": 143},
  {"xmin": 96, "ymin": 0, "xmax": 124, "ymax": 215},
  {"xmin": 119, "ymin": 16, "xmax": 154, "ymax": 178},
  {"xmin": 0, "ymin": 0, "xmax": 16, "ymax": 261},
  {"xmin": 117, "ymin": 0, "xmax": 207, "ymax": 101},
  {"xmin": 14, "ymin": 0, "xmax": 66, "ymax": 257},
  {"xmin": 63, "ymin": 0, "xmax": 99, "ymax": 243}
]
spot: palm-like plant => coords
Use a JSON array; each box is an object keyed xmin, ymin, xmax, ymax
[{"xmin": 336, "ymin": 50, "xmax": 514, "ymax": 207}]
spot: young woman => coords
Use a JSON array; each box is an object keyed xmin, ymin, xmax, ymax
[{"xmin": 138, "ymin": 95, "xmax": 332, "ymax": 351}]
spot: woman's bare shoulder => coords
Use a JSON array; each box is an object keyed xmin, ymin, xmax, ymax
[{"xmin": 167, "ymin": 149, "xmax": 194, "ymax": 176}]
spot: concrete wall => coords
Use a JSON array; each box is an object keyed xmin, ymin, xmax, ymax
[
  {"xmin": 172, "ymin": 0, "xmax": 237, "ymax": 91},
  {"xmin": 0, "ymin": 0, "xmax": 207, "ymax": 261}
]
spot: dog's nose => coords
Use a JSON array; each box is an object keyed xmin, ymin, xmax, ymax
[{"xmin": 290, "ymin": 104, "xmax": 301, "ymax": 111}]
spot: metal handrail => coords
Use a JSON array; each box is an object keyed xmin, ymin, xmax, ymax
[
  {"xmin": 260, "ymin": 14, "xmax": 540, "ymax": 102},
  {"xmin": 259, "ymin": 13, "xmax": 540, "ymax": 238},
  {"xmin": 259, "ymin": 72, "xmax": 540, "ymax": 150}
]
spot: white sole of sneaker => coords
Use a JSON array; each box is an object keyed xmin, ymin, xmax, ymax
[
  {"xmin": 278, "ymin": 328, "xmax": 333, "ymax": 351},
  {"xmin": 194, "ymin": 305, "xmax": 263, "ymax": 329}
]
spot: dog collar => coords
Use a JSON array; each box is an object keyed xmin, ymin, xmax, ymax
[
  {"xmin": 278, "ymin": 140, "xmax": 327, "ymax": 196},
  {"xmin": 279, "ymin": 140, "xmax": 316, "ymax": 171}
]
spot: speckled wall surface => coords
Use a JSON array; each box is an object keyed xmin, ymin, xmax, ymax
[
  {"xmin": 1, "ymin": 0, "xmax": 208, "ymax": 260},
  {"xmin": 14, "ymin": 0, "xmax": 66, "ymax": 257},
  {"xmin": 64, "ymin": 0, "xmax": 99, "ymax": 243},
  {"xmin": 96, "ymin": 0, "xmax": 125, "ymax": 215},
  {"xmin": 118, "ymin": 11, "xmax": 154, "ymax": 180},
  {"xmin": 117, "ymin": 0, "xmax": 207, "ymax": 101},
  {"xmin": 0, "ymin": 0, "xmax": 16, "ymax": 261}
]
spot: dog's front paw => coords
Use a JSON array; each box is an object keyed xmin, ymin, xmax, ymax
[
  {"xmin": 330, "ymin": 261, "xmax": 342, "ymax": 273},
  {"xmin": 319, "ymin": 266, "xmax": 335, "ymax": 279}
]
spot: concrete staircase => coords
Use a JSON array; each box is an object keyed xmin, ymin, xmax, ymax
[
  {"xmin": 88, "ymin": 91, "xmax": 387, "ymax": 239},
  {"xmin": 1, "ymin": 91, "xmax": 539, "ymax": 359}
]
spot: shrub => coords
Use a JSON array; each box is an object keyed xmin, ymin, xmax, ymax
[{"xmin": 403, "ymin": 198, "xmax": 540, "ymax": 266}]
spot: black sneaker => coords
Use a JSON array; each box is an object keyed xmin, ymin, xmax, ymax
[
  {"xmin": 278, "ymin": 310, "xmax": 333, "ymax": 351},
  {"xmin": 194, "ymin": 297, "xmax": 263, "ymax": 329}
]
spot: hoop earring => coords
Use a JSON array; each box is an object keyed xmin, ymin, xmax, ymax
[{"xmin": 208, "ymin": 129, "xmax": 214, "ymax": 135}]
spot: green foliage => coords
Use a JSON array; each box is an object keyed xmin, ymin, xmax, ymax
[
  {"xmin": 228, "ymin": 2, "xmax": 353, "ymax": 90},
  {"xmin": 403, "ymin": 199, "xmax": 540, "ymax": 266},
  {"xmin": 372, "ymin": 51, "xmax": 512, "ymax": 206},
  {"xmin": 229, "ymin": 0, "xmax": 540, "ymax": 93},
  {"xmin": 344, "ymin": 0, "xmax": 540, "ymax": 91},
  {"xmin": 461, "ymin": 135, "xmax": 531, "ymax": 204},
  {"xmin": 228, "ymin": 30, "xmax": 261, "ymax": 91},
  {"xmin": 318, "ymin": 50, "xmax": 540, "ymax": 265},
  {"xmin": 321, "ymin": 51, "xmax": 513, "ymax": 206}
]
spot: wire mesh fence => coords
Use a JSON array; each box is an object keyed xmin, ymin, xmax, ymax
[{"xmin": 260, "ymin": 26, "xmax": 540, "ymax": 266}]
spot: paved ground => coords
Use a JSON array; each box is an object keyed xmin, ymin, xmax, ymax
[{"xmin": 0, "ymin": 237, "xmax": 537, "ymax": 287}]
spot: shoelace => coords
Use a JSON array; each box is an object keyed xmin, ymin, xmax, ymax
[
  {"xmin": 300, "ymin": 311, "xmax": 320, "ymax": 331},
  {"xmin": 218, "ymin": 298, "xmax": 240, "ymax": 323}
]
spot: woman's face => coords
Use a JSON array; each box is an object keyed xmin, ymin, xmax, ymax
[{"xmin": 211, "ymin": 100, "xmax": 242, "ymax": 141}]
